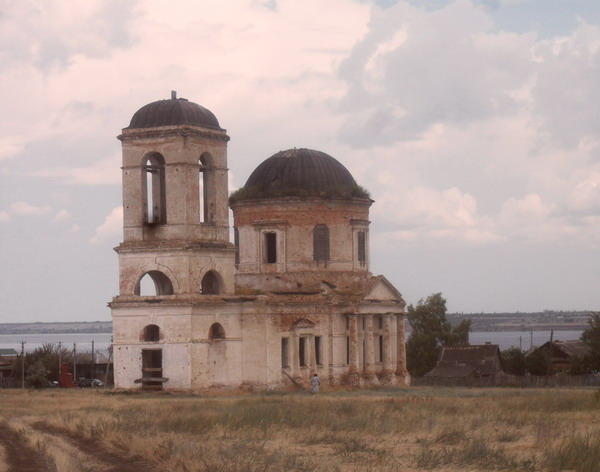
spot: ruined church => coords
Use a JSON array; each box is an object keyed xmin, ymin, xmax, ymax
[{"xmin": 110, "ymin": 93, "xmax": 409, "ymax": 390}]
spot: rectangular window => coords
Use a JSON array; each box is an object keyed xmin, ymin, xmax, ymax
[
  {"xmin": 315, "ymin": 336, "xmax": 322, "ymax": 365},
  {"xmin": 378, "ymin": 335, "xmax": 383, "ymax": 363},
  {"xmin": 234, "ymin": 227, "xmax": 240, "ymax": 268},
  {"xmin": 281, "ymin": 338, "xmax": 289, "ymax": 368},
  {"xmin": 358, "ymin": 231, "xmax": 366, "ymax": 265},
  {"xmin": 299, "ymin": 337, "xmax": 307, "ymax": 366},
  {"xmin": 264, "ymin": 232, "xmax": 277, "ymax": 263},
  {"xmin": 346, "ymin": 336, "xmax": 350, "ymax": 365},
  {"xmin": 378, "ymin": 315, "xmax": 383, "ymax": 330}
]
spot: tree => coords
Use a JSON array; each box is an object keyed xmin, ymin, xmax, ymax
[
  {"xmin": 13, "ymin": 343, "xmax": 71, "ymax": 388},
  {"xmin": 405, "ymin": 293, "xmax": 471, "ymax": 377},
  {"xmin": 525, "ymin": 348, "xmax": 549, "ymax": 376},
  {"xmin": 501, "ymin": 347, "xmax": 526, "ymax": 376},
  {"xmin": 581, "ymin": 312, "xmax": 600, "ymax": 371}
]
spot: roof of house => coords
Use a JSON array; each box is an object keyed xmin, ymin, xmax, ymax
[
  {"xmin": 0, "ymin": 348, "xmax": 18, "ymax": 357},
  {"xmin": 425, "ymin": 344, "xmax": 503, "ymax": 378},
  {"xmin": 535, "ymin": 339, "xmax": 591, "ymax": 359}
]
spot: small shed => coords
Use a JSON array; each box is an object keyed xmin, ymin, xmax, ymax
[
  {"xmin": 425, "ymin": 344, "xmax": 505, "ymax": 379},
  {"xmin": 531, "ymin": 340, "xmax": 591, "ymax": 373},
  {"xmin": 0, "ymin": 349, "xmax": 18, "ymax": 387}
]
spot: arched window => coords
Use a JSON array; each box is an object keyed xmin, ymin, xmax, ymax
[
  {"xmin": 200, "ymin": 271, "xmax": 221, "ymax": 294},
  {"xmin": 142, "ymin": 153, "xmax": 166, "ymax": 224},
  {"xmin": 313, "ymin": 225, "xmax": 330, "ymax": 262},
  {"xmin": 141, "ymin": 324, "xmax": 160, "ymax": 342},
  {"xmin": 199, "ymin": 153, "xmax": 214, "ymax": 224},
  {"xmin": 135, "ymin": 271, "xmax": 174, "ymax": 296},
  {"xmin": 209, "ymin": 323, "xmax": 225, "ymax": 340}
]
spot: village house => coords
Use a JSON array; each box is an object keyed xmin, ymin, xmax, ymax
[
  {"xmin": 110, "ymin": 93, "xmax": 409, "ymax": 390},
  {"xmin": 528, "ymin": 339, "xmax": 591, "ymax": 374},
  {"xmin": 420, "ymin": 344, "xmax": 506, "ymax": 386}
]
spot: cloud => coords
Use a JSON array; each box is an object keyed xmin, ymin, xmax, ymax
[
  {"xmin": 32, "ymin": 155, "xmax": 121, "ymax": 186},
  {"xmin": 0, "ymin": 211, "xmax": 10, "ymax": 222},
  {"xmin": 337, "ymin": 0, "xmax": 534, "ymax": 146},
  {"xmin": 90, "ymin": 206, "xmax": 122, "ymax": 244},
  {"xmin": 52, "ymin": 209, "xmax": 71, "ymax": 222},
  {"xmin": 9, "ymin": 201, "xmax": 52, "ymax": 216}
]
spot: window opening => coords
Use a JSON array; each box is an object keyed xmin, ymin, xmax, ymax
[
  {"xmin": 143, "ymin": 154, "xmax": 166, "ymax": 224},
  {"xmin": 201, "ymin": 271, "xmax": 221, "ymax": 294},
  {"xmin": 136, "ymin": 271, "xmax": 174, "ymax": 296},
  {"xmin": 234, "ymin": 227, "xmax": 240, "ymax": 268},
  {"xmin": 313, "ymin": 225, "xmax": 330, "ymax": 262},
  {"xmin": 315, "ymin": 336, "xmax": 322, "ymax": 365},
  {"xmin": 199, "ymin": 155, "xmax": 210, "ymax": 223},
  {"xmin": 346, "ymin": 336, "xmax": 350, "ymax": 365},
  {"xmin": 299, "ymin": 337, "xmax": 307, "ymax": 366},
  {"xmin": 209, "ymin": 323, "xmax": 225, "ymax": 340},
  {"xmin": 264, "ymin": 232, "xmax": 277, "ymax": 263},
  {"xmin": 378, "ymin": 315, "xmax": 383, "ymax": 330},
  {"xmin": 281, "ymin": 338, "xmax": 290, "ymax": 368},
  {"xmin": 141, "ymin": 324, "xmax": 160, "ymax": 342},
  {"xmin": 358, "ymin": 231, "xmax": 366, "ymax": 265},
  {"xmin": 378, "ymin": 335, "xmax": 384, "ymax": 363}
]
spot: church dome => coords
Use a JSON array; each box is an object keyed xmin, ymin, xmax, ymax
[
  {"xmin": 230, "ymin": 148, "xmax": 370, "ymax": 202},
  {"xmin": 127, "ymin": 93, "xmax": 221, "ymax": 130}
]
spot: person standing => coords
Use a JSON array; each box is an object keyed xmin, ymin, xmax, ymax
[{"xmin": 311, "ymin": 373, "xmax": 320, "ymax": 393}]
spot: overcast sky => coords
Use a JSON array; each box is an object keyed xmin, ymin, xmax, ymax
[{"xmin": 1, "ymin": 0, "xmax": 600, "ymax": 322}]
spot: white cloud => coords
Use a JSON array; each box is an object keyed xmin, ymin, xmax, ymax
[
  {"xmin": 0, "ymin": 211, "xmax": 10, "ymax": 222},
  {"xmin": 52, "ymin": 209, "xmax": 71, "ymax": 222},
  {"xmin": 90, "ymin": 206, "xmax": 122, "ymax": 244},
  {"xmin": 9, "ymin": 201, "xmax": 52, "ymax": 216},
  {"xmin": 32, "ymin": 155, "xmax": 121, "ymax": 186}
]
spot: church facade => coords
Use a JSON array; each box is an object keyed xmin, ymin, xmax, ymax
[{"xmin": 110, "ymin": 93, "xmax": 409, "ymax": 390}]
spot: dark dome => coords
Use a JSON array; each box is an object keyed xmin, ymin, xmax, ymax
[
  {"xmin": 230, "ymin": 148, "xmax": 370, "ymax": 202},
  {"xmin": 128, "ymin": 96, "xmax": 221, "ymax": 130}
]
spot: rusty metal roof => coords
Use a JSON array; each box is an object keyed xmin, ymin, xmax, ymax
[
  {"xmin": 127, "ymin": 97, "xmax": 221, "ymax": 130},
  {"xmin": 232, "ymin": 148, "xmax": 369, "ymax": 201},
  {"xmin": 425, "ymin": 344, "xmax": 504, "ymax": 378}
]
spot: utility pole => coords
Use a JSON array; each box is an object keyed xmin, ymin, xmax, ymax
[
  {"xmin": 91, "ymin": 340, "xmax": 95, "ymax": 379},
  {"xmin": 73, "ymin": 343, "xmax": 77, "ymax": 381},
  {"xmin": 58, "ymin": 341, "xmax": 62, "ymax": 383},
  {"xmin": 20, "ymin": 341, "xmax": 25, "ymax": 389}
]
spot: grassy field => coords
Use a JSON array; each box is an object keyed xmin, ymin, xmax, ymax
[{"xmin": 1, "ymin": 387, "xmax": 599, "ymax": 472}]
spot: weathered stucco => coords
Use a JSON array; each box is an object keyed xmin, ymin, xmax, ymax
[{"xmin": 111, "ymin": 97, "xmax": 410, "ymax": 391}]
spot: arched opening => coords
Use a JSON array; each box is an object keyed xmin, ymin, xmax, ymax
[
  {"xmin": 200, "ymin": 271, "xmax": 221, "ymax": 294},
  {"xmin": 199, "ymin": 153, "xmax": 214, "ymax": 224},
  {"xmin": 135, "ymin": 271, "xmax": 174, "ymax": 296},
  {"xmin": 142, "ymin": 153, "xmax": 166, "ymax": 224},
  {"xmin": 209, "ymin": 323, "xmax": 225, "ymax": 340},
  {"xmin": 141, "ymin": 324, "xmax": 160, "ymax": 342},
  {"xmin": 313, "ymin": 224, "xmax": 330, "ymax": 262}
]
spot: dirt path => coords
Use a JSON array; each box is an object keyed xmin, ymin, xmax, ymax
[
  {"xmin": 0, "ymin": 422, "xmax": 49, "ymax": 472},
  {"xmin": 30, "ymin": 422, "xmax": 156, "ymax": 472}
]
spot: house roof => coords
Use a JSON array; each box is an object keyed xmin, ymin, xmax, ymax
[
  {"xmin": 425, "ymin": 344, "xmax": 503, "ymax": 378},
  {"xmin": 0, "ymin": 348, "xmax": 18, "ymax": 357},
  {"xmin": 535, "ymin": 339, "xmax": 591, "ymax": 359}
]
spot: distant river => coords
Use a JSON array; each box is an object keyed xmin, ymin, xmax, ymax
[
  {"xmin": 0, "ymin": 330, "xmax": 583, "ymax": 355},
  {"xmin": 469, "ymin": 330, "xmax": 582, "ymax": 350},
  {"xmin": 0, "ymin": 333, "xmax": 112, "ymax": 355}
]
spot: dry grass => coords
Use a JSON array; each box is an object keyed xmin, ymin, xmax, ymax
[{"xmin": 1, "ymin": 387, "xmax": 600, "ymax": 471}]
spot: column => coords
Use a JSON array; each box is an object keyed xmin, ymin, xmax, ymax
[
  {"xmin": 347, "ymin": 314, "xmax": 360, "ymax": 386},
  {"xmin": 382, "ymin": 314, "xmax": 394, "ymax": 378},
  {"xmin": 396, "ymin": 314, "xmax": 409, "ymax": 383},
  {"xmin": 363, "ymin": 315, "xmax": 375, "ymax": 379}
]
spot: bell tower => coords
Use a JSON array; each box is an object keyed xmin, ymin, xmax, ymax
[{"xmin": 115, "ymin": 92, "xmax": 235, "ymax": 297}]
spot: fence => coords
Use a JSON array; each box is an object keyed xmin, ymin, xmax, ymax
[{"xmin": 412, "ymin": 374, "xmax": 600, "ymax": 388}]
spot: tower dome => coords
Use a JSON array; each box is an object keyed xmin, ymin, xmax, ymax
[
  {"xmin": 230, "ymin": 148, "xmax": 369, "ymax": 202},
  {"xmin": 127, "ymin": 92, "xmax": 221, "ymax": 130}
]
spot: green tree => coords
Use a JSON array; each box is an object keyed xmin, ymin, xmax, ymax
[
  {"xmin": 525, "ymin": 348, "xmax": 549, "ymax": 376},
  {"xmin": 581, "ymin": 312, "xmax": 600, "ymax": 371},
  {"xmin": 501, "ymin": 347, "xmax": 526, "ymax": 376},
  {"xmin": 405, "ymin": 293, "xmax": 471, "ymax": 377},
  {"xmin": 25, "ymin": 361, "xmax": 48, "ymax": 388},
  {"xmin": 13, "ymin": 343, "xmax": 71, "ymax": 387}
]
